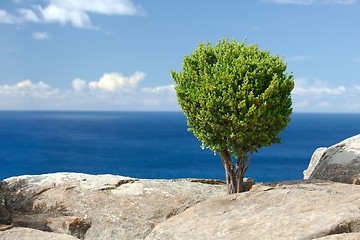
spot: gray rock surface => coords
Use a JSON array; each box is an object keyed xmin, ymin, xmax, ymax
[
  {"xmin": 305, "ymin": 134, "xmax": 360, "ymax": 184},
  {"xmin": 3, "ymin": 173, "xmax": 360, "ymax": 239},
  {"xmin": 1, "ymin": 172, "xmax": 226, "ymax": 239},
  {"xmin": 147, "ymin": 181, "xmax": 360, "ymax": 240},
  {"xmin": 0, "ymin": 227, "xmax": 78, "ymax": 240},
  {"xmin": 315, "ymin": 233, "xmax": 360, "ymax": 240},
  {"xmin": 0, "ymin": 185, "xmax": 10, "ymax": 225},
  {"xmin": 303, "ymin": 147, "xmax": 327, "ymax": 179}
]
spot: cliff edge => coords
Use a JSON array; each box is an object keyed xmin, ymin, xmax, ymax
[{"xmin": 1, "ymin": 134, "xmax": 360, "ymax": 239}]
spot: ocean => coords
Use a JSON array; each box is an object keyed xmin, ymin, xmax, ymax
[{"xmin": 0, "ymin": 111, "xmax": 359, "ymax": 182}]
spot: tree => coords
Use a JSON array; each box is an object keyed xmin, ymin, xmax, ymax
[{"xmin": 171, "ymin": 39, "xmax": 294, "ymax": 194}]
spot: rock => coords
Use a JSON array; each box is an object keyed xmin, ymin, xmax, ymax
[
  {"xmin": 11, "ymin": 214, "xmax": 91, "ymax": 239},
  {"xmin": 0, "ymin": 186, "xmax": 11, "ymax": 225},
  {"xmin": 0, "ymin": 224, "xmax": 13, "ymax": 231},
  {"xmin": 6, "ymin": 172, "xmax": 360, "ymax": 239},
  {"xmin": 314, "ymin": 233, "xmax": 360, "ymax": 240},
  {"xmin": 1, "ymin": 172, "xmax": 226, "ymax": 239},
  {"xmin": 0, "ymin": 227, "xmax": 78, "ymax": 240},
  {"xmin": 303, "ymin": 147, "xmax": 327, "ymax": 179},
  {"xmin": 305, "ymin": 134, "xmax": 360, "ymax": 184},
  {"xmin": 242, "ymin": 177, "xmax": 255, "ymax": 191},
  {"xmin": 146, "ymin": 181, "xmax": 360, "ymax": 240},
  {"xmin": 188, "ymin": 177, "xmax": 255, "ymax": 191}
]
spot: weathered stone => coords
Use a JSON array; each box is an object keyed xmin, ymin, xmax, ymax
[
  {"xmin": 314, "ymin": 233, "xmax": 360, "ymax": 240},
  {"xmin": 11, "ymin": 214, "xmax": 90, "ymax": 239},
  {"xmin": 5, "ymin": 172, "xmax": 360, "ymax": 239},
  {"xmin": 0, "ymin": 224, "xmax": 13, "ymax": 231},
  {"xmin": 187, "ymin": 177, "xmax": 255, "ymax": 191},
  {"xmin": 305, "ymin": 134, "xmax": 360, "ymax": 184},
  {"xmin": 1, "ymin": 172, "xmax": 226, "ymax": 240},
  {"xmin": 146, "ymin": 181, "xmax": 360, "ymax": 240},
  {"xmin": 0, "ymin": 205, "xmax": 10, "ymax": 226},
  {"xmin": 242, "ymin": 177, "xmax": 255, "ymax": 191},
  {"xmin": 303, "ymin": 147, "xmax": 327, "ymax": 179},
  {"xmin": 0, "ymin": 186, "xmax": 11, "ymax": 225},
  {"xmin": 0, "ymin": 227, "xmax": 78, "ymax": 240}
]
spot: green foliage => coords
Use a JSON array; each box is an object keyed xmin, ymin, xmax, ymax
[{"xmin": 171, "ymin": 38, "xmax": 294, "ymax": 159}]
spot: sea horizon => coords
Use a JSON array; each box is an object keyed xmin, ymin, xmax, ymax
[{"xmin": 1, "ymin": 111, "xmax": 359, "ymax": 182}]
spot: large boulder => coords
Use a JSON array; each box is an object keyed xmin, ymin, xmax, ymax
[
  {"xmin": 146, "ymin": 180, "xmax": 360, "ymax": 240},
  {"xmin": 304, "ymin": 134, "xmax": 360, "ymax": 184},
  {"xmin": 303, "ymin": 147, "xmax": 327, "ymax": 179},
  {"xmin": 0, "ymin": 172, "xmax": 226, "ymax": 239}
]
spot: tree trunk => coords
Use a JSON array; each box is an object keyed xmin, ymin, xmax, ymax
[
  {"xmin": 220, "ymin": 150, "xmax": 253, "ymax": 194},
  {"xmin": 220, "ymin": 150, "xmax": 236, "ymax": 194}
]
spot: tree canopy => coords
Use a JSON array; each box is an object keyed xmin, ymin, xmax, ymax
[{"xmin": 171, "ymin": 39, "xmax": 294, "ymax": 193}]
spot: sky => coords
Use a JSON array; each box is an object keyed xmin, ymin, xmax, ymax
[{"xmin": 0, "ymin": 0, "xmax": 359, "ymax": 112}]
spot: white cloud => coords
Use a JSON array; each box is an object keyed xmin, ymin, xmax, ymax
[
  {"xmin": 2, "ymin": 77, "xmax": 360, "ymax": 112},
  {"xmin": 263, "ymin": 0, "xmax": 356, "ymax": 4},
  {"xmin": 32, "ymin": 31, "xmax": 49, "ymax": 40},
  {"xmin": 0, "ymin": 8, "xmax": 39, "ymax": 24},
  {"xmin": 292, "ymin": 78, "xmax": 360, "ymax": 112},
  {"xmin": 17, "ymin": 8, "xmax": 40, "ymax": 23},
  {"xmin": 0, "ymin": 9, "xmax": 17, "ymax": 24},
  {"xmin": 50, "ymin": 0, "xmax": 143, "ymax": 16},
  {"xmin": 16, "ymin": 79, "xmax": 50, "ymax": 90},
  {"xmin": 0, "ymin": 0, "xmax": 143, "ymax": 28},
  {"xmin": 38, "ymin": 4, "xmax": 93, "ymax": 28},
  {"xmin": 37, "ymin": 0, "xmax": 145, "ymax": 28},
  {"xmin": 89, "ymin": 72, "xmax": 145, "ymax": 92},
  {"xmin": 293, "ymin": 78, "xmax": 347, "ymax": 95},
  {"xmin": 293, "ymin": 83, "xmax": 346, "ymax": 95},
  {"xmin": 0, "ymin": 79, "xmax": 59, "ymax": 99},
  {"xmin": 142, "ymin": 84, "xmax": 175, "ymax": 94},
  {"xmin": 0, "ymin": 76, "xmax": 179, "ymax": 111},
  {"xmin": 72, "ymin": 78, "xmax": 87, "ymax": 92}
]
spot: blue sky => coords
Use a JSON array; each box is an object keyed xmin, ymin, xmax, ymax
[{"xmin": 0, "ymin": 0, "xmax": 359, "ymax": 112}]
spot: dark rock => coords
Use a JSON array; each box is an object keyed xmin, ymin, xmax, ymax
[{"xmin": 0, "ymin": 184, "xmax": 11, "ymax": 225}]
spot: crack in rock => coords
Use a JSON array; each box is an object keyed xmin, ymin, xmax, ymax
[{"xmin": 99, "ymin": 179, "xmax": 138, "ymax": 191}]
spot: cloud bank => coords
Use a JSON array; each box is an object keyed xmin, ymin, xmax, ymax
[
  {"xmin": 292, "ymin": 78, "xmax": 360, "ymax": 112},
  {"xmin": 1, "ymin": 75, "xmax": 359, "ymax": 112},
  {"xmin": 142, "ymin": 84, "xmax": 175, "ymax": 94},
  {"xmin": 0, "ymin": 0, "xmax": 144, "ymax": 28},
  {"xmin": 0, "ymin": 72, "xmax": 178, "ymax": 111},
  {"xmin": 0, "ymin": 8, "xmax": 40, "ymax": 24}
]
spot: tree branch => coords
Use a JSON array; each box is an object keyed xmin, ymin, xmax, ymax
[{"xmin": 242, "ymin": 150, "xmax": 254, "ymax": 175}]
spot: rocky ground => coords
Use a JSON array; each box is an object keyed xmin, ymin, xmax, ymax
[
  {"xmin": 0, "ymin": 134, "xmax": 360, "ymax": 239},
  {"xmin": 1, "ymin": 174, "xmax": 360, "ymax": 239},
  {"xmin": 0, "ymin": 173, "xmax": 228, "ymax": 240}
]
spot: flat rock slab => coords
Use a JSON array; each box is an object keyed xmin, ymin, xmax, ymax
[
  {"xmin": 1, "ymin": 172, "xmax": 226, "ymax": 240},
  {"xmin": 0, "ymin": 227, "xmax": 78, "ymax": 240},
  {"xmin": 4, "ymin": 173, "xmax": 360, "ymax": 239},
  {"xmin": 147, "ymin": 181, "xmax": 360, "ymax": 240}
]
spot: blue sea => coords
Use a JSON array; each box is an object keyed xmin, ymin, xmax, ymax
[{"xmin": 0, "ymin": 111, "xmax": 359, "ymax": 182}]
